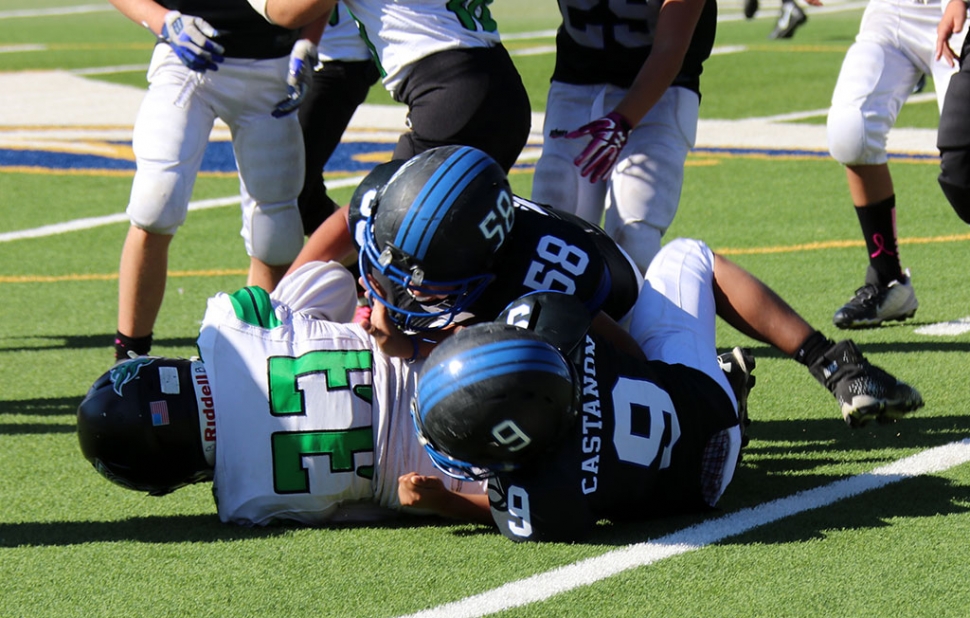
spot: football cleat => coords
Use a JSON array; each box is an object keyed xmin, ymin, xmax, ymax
[
  {"xmin": 718, "ymin": 347, "xmax": 756, "ymax": 447},
  {"xmin": 808, "ymin": 340, "xmax": 924, "ymax": 428},
  {"xmin": 769, "ymin": 2, "xmax": 807, "ymax": 39},
  {"xmin": 744, "ymin": 0, "xmax": 759, "ymax": 19},
  {"xmin": 833, "ymin": 268, "xmax": 918, "ymax": 329}
]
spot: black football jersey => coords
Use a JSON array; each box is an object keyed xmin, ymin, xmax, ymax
[
  {"xmin": 468, "ymin": 197, "xmax": 640, "ymax": 322},
  {"xmin": 488, "ymin": 330, "xmax": 738, "ymax": 543},
  {"xmin": 159, "ymin": 0, "xmax": 297, "ymax": 59},
  {"xmin": 356, "ymin": 196, "xmax": 641, "ymax": 328},
  {"xmin": 551, "ymin": 0, "xmax": 717, "ymax": 93}
]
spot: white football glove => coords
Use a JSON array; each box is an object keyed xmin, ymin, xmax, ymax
[
  {"xmin": 160, "ymin": 10, "xmax": 225, "ymax": 73},
  {"xmin": 272, "ymin": 39, "xmax": 318, "ymax": 118}
]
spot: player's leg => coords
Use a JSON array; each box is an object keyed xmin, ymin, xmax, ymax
[
  {"xmin": 710, "ymin": 250, "xmax": 923, "ymax": 427},
  {"xmin": 391, "ymin": 45, "xmax": 531, "ymax": 173},
  {"xmin": 827, "ymin": 32, "xmax": 921, "ymax": 328},
  {"xmin": 603, "ymin": 86, "xmax": 698, "ymax": 273},
  {"xmin": 223, "ymin": 57, "xmax": 306, "ymax": 293},
  {"xmin": 297, "ymin": 59, "xmax": 379, "ymax": 235},
  {"xmin": 531, "ymin": 81, "xmax": 609, "ymax": 224},
  {"xmin": 628, "ymin": 238, "xmax": 737, "ymax": 408},
  {"xmin": 117, "ymin": 46, "xmax": 215, "ymax": 360}
]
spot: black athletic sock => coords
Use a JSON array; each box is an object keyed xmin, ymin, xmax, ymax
[
  {"xmin": 114, "ymin": 331, "xmax": 152, "ymax": 361},
  {"xmin": 793, "ymin": 330, "xmax": 834, "ymax": 367},
  {"xmin": 855, "ymin": 195, "xmax": 903, "ymax": 285}
]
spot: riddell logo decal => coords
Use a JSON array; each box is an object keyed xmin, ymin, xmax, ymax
[
  {"xmin": 108, "ymin": 357, "xmax": 156, "ymax": 396},
  {"xmin": 193, "ymin": 366, "xmax": 216, "ymax": 444}
]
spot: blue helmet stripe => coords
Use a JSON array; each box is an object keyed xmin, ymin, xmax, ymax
[
  {"xmin": 418, "ymin": 339, "xmax": 571, "ymax": 415},
  {"xmin": 395, "ymin": 147, "xmax": 492, "ymax": 259}
]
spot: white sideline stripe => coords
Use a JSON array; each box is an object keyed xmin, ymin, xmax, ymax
[
  {"xmin": 0, "ymin": 4, "xmax": 112, "ymax": 19},
  {"xmin": 914, "ymin": 317, "xmax": 970, "ymax": 336},
  {"xmin": 0, "ymin": 175, "xmax": 366, "ymax": 243},
  {"xmin": 399, "ymin": 439, "xmax": 970, "ymax": 618}
]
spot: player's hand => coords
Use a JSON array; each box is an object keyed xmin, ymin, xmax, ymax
[
  {"xmin": 358, "ymin": 275, "xmax": 416, "ymax": 359},
  {"xmin": 272, "ymin": 39, "xmax": 318, "ymax": 118},
  {"xmin": 555, "ymin": 111, "xmax": 632, "ymax": 183},
  {"xmin": 936, "ymin": 0, "xmax": 967, "ymax": 66},
  {"xmin": 160, "ymin": 11, "xmax": 224, "ymax": 73},
  {"xmin": 397, "ymin": 472, "xmax": 448, "ymax": 510}
]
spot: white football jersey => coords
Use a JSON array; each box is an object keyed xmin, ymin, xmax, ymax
[
  {"xmin": 342, "ymin": 0, "xmax": 502, "ymax": 92},
  {"xmin": 317, "ymin": 3, "xmax": 371, "ymax": 63},
  {"xmin": 197, "ymin": 261, "xmax": 480, "ymax": 526}
]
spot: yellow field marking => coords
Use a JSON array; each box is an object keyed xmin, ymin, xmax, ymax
[
  {"xmin": 0, "ymin": 268, "xmax": 247, "ymax": 284},
  {"xmin": 717, "ymin": 232, "xmax": 970, "ymax": 256}
]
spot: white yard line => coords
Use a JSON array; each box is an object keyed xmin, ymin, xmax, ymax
[
  {"xmin": 0, "ymin": 176, "xmax": 364, "ymax": 243},
  {"xmin": 399, "ymin": 439, "xmax": 970, "ymax": 618},
  {"xmin": 0, "ymin": 4, "xmax": 112, "ymax": 19}
]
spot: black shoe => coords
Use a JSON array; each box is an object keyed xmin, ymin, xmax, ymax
[
  {"xmin": 808, "ymin": 340, "xmax": 924, "ymax": 428},
  {"xmin": 769, "ymin": 2, "xmax": 807, "ymax": 39},
  {"xmin": 718, "ymin": 347, "xmax": 756, "ymax": 446},
  {"xmin": 744, "ymin": 0, "xmax": 759, "ymax": 19},
  {"xmin": 833, "ymin": 268, "xmax": 918, "ymax": 329}
]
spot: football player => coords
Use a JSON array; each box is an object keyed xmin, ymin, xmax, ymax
[
  {"xmin": 110, "ymin": 0, "xmax": 324, "ymax": 361},
  {"xmin": 246, "ymin": 0, "xmax": 531, "ymax": 174},
  {"xmin": 297, "ymin": 4, "xmax": 380, "ymax": 235},
  {"xmin": 405, "ymin": 238, "xmax": 925, "ymax": 542},
  {"xmin": 288, "ymin": 146, "xmax": 643, "ymax": 360},
  {"xmin": 79, "ymin": 260, "xmax": 488, "ymax": 526},
  {"xmin": 530, "ymin": 0, "xmax": 715, "ymax": 273},
  {"xmin": 936, "ymin": 0, "xmax": 970, "ymax": 223},
  {"xmin": 826, "ymin": 0, "xmax": 967, "ymax": 328}
]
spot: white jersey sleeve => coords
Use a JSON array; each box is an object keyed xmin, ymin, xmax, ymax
[
  {"xmin": 342, "ymin": 0, "xmax": 503, "ymax": 93},
  {"xmin": 198, "ymin": 262, "xmax": 480, "ymax": 525},
  {"xmin": 318, "ymin": 3, "xmax": 372, "ymax": 63}
]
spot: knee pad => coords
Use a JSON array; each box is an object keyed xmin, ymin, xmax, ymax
[
  {"xmin": 243, "ymin": 199, "xmax": 305, "ymax": 265},
  {"xmin": 126, "ymin": 170, "xmax": 194, "ymax": 235},
  {"xmin": 827, "ymin": 104, "xmax": 870, "ymax": 165},
  {"xmin": 827, "ymin": 41, "xmax": 892, "ymax": 165},
  {"xmin": 939, "ymin": 149, "xmax": 970, "ymax": 224}
]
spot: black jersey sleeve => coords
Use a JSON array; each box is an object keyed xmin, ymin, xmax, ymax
[{"xmin": 488, "ymin": 472, "xmax": 593, "ymax": 543}]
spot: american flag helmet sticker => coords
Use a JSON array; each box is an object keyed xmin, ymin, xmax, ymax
[{"xmin": 150, "ymin": 400, "xmax": 170, "ymax": 426}]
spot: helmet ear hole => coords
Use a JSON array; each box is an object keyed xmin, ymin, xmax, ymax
[
  {"xmin": 358, "ymin": 146, "xmax": 514, "ymax": 332},
  {"xmin": 414, "ymin": 323, "xmax": 580, "ymax": 480},
  {"xmin": 77, "ymin": 357, "xmax": 213, "ymax": 496}
]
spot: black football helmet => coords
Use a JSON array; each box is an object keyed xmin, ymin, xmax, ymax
[
  {"xmin": 412, "ymin": 323, "xmax": 580, "ymax": 481},
  {"xmin": 77, "ymin": 357, "xmax": 215, "ymax": 496},
  {"xmin": 347, "ymin": 158, "xmax": 408, "ymax": 251},
  {"xmin": 358, "ymin": 145, "xmax": 515, "ymax": 331}
]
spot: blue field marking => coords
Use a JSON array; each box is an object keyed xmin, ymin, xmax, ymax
[{"xmin": 0, "ymin": 139, "xmax": 540, "ymax": 175}]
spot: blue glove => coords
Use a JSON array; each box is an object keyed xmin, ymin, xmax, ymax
[
  {"xmin": 272, "ymin": 39, "xmax": 318, "ymax": 118},
  {"xmin": 555, "ymin": 111, "xmax": 633, "ymax": 183},
  {"xmin": 160, "ymin": 11, "xmax": 225, "ymax": 73}
]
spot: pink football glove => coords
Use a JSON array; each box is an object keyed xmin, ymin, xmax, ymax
[{"xmin": 558, "ymin": 111, "xmax": 632, "ymax": 183}]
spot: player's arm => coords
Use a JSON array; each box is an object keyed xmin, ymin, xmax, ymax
[
  {"xmin": 107, "ymin": 0, "xmax": 168, "ymax": 33},
  {"xmin": 247, "ymin": 0, "xmax": 335, "ymax": 28},
  {"xmin": 612, "ymin": 0, "xmax": 707, "ymax": 126},
  {"xmin": 397, "ymin": 473, "xmax": 494, "ymax": 524},
  {"xmin": 287, "ymin": 205, "xmax": 355, "ymax": 275}
]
